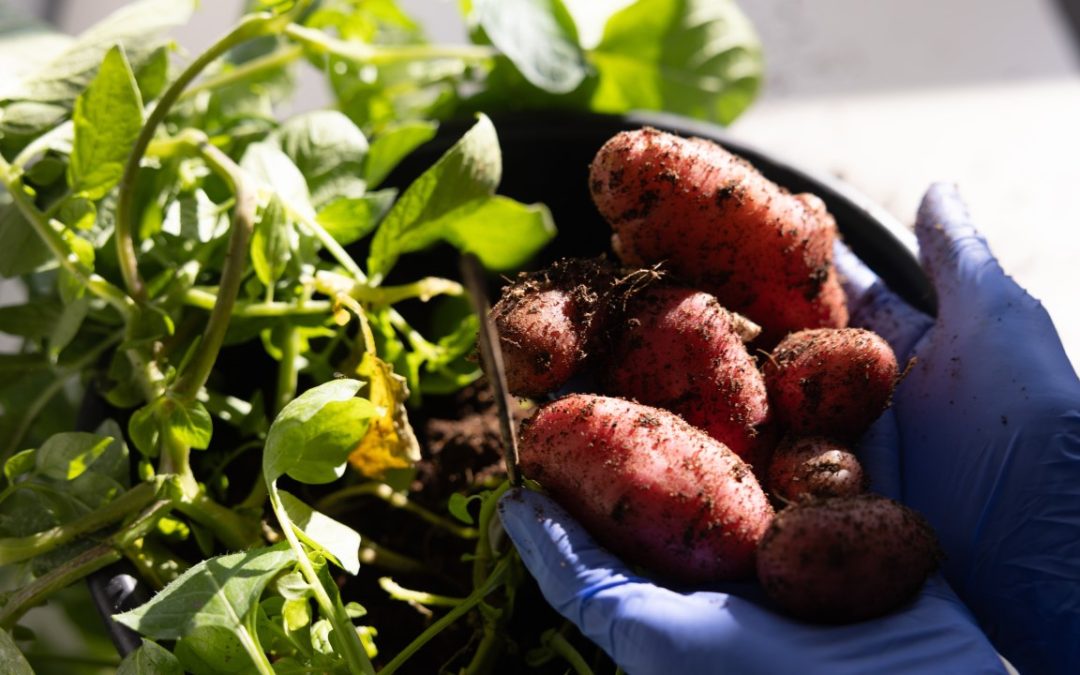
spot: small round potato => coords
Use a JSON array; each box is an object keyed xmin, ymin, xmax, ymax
[
  {"xmin": 767, "ymin": 436, "xmax": 867, "ymax": 502},
  {"xmin": 757, "ymin": 495, "xmax": 940, "ymax": 623}
]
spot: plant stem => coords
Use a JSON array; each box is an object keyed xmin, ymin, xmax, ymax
[
  {"xmin": 473, "ymin": 481, "xmax": 511, "ymax": 589},
  {"xmin": 0, "ymin": 544, "xmax": 121, "ymax": 629},
  {"xmin": 238, "ymin": 610, "xmax": 277, "ymax": 675},
  {"xmin": 183, "ymin": 288, "xmax": 333, "ymax": 317},
  {"xmin": 173, "ymin": 489, "xmax": 261, "ymax": 551},
  {"xmin": 114, "ymin": 10, "xmax": 294, "ymax": 301},
  {"xmin": 379, "ymin": 577, "xmax": 465, "ymax": 607},
  {"xmin": 0, "ymin": 160, "xmax": 133, "ymax": 316},
  {"xmin": 0, "ymin": 481, "xmax": 158, "ymax": 566},
  {"xmin": 169, "ymin": 140, "xmax": 258, "ymax": 403},
  {"xmin": 544, "ymin": 631, "xmax": 596, "ymax": 675},
  {"xmin": 275, "ymin": 326, "xmax": 301, "ymax": 417},
  {"xmin": 180, "ymin": 44, "xmax": 305, "ymax": 101},
  {"xmin": 316, "ymin": 482, "xmax": 478, "ymax": 539},
  {"xmin": 358, "ymin": 539, "xmax": 431, "ymax": 577},
  {"xmin": 377, "ymin": 558, "xmax": 509, "ymax": 675},
  {"xmin": 283, "ymin": 23, "xmax": 496, "ymax": 67},
  {"xmin": 269, "ymin": 483, "xmax": 375, "ymax": 675},
  {"xmin": 314, "ymin": 272, "xmax": 464, "ymax": 307}
]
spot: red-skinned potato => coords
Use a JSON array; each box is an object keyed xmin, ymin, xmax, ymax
[
  {"xmin": 519, "ymin": 394, "xmax": 774, "ymax": 582},
  {"xmin": 756, "ymin": 495, "xmax": 941, "ymax": 623},
  {"xmin": 765, "ymin": 328, "xmax": 899, "ymax": 438},
  {"xmin": 606, "ymin": 286, "xmax": 773, "ymax": 469},
  {"xmin": 589, "ymin": 128, "xmax": 847, "ymax": 341},
  {"xmin": 766, "ymin": 436, "xmax": 866, "ymax": 502},
  {"xmin": 492, "ymin": 258, "xmax": 614, "ymax": 398}
]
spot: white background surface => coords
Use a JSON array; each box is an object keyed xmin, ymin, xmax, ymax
[{"xmin": 2, "ymin": 0, "xmax": 1078, "ymax": 369}]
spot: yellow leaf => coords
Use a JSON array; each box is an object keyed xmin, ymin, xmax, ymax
[{"xmin": 348, "ymin": 353, "xmax": 420, "ymax": 477}]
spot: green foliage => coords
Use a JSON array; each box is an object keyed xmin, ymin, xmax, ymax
[
  {"xmin": 588, "ymin": 0, "xmax": 762, "ymax": 124},
  {"xmin": 117, "ymin": 639, "xmax": 183, "ymax": 675},
  {"xmin": 114, "ymin": 544, "xmax": 295, "ymax": 639},
  {"xmin": 367, "ymin": 114, "xmax": 502, "ymax": 281},
  {"xmin": 473, "ymin": 0, "xmax": 587, "ymax": 94},
  {"xmin": 0, "ymin": 0, "xmax": 764, "ymax": 669},
  {"xmin": 0, "ymin": 629, "xmax": 33, "ymax": 675},
  {"xmin": 263, "ymin": 379, "xmax": 376, "ymax": 484},
  {"xmin": 67, "ymin": 45, "xmax": 144, "ymax": 200},
  {"xmin": 277, "ymin": 489, "xmax": 362, "ymax": 574}
]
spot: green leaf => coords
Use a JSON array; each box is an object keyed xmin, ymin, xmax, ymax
[
  {"xmin": 4, "ymin": 449, "xmax": 36, "ymax": 483},
  {"xmin": 164, "ymin": 397, "xmax": 213, "ymax": 451},
  {"xmin": 58, "ymin": 197, "xmax": 96, "ymax": 231},
  {"xmin": 134, "ymin": 45, "xmax": 171, "ymax": 102},
  {"xmin": 1, "ymin": 0, "xmax": 194, "ymax": 106},
  {"xmin": 0, "ymin": 300, "xmax": 62, "ymax": 339},
  {"xmin": 270, "ymin": 110, "xmax": 368, "ymax": 209},
  {"xmin": 443, "ymin": 196, "xmax": 554, "ymax": 270},
  {"xmin": 277, "ymin": 489, "xmax": 362, "ymax": 574},
  {"xmin": 274, "ymin": 571, "xmax": 311, "ymax": 600},
  {"xmin": 282, "ymin": 598, "xmax": 312, "ymax": 632},
  {"xmin": 34, "ymin": 431, "xmax": 115, "ymax": 481},
  {"xmin": 241, "ymin": 142, "xmax": 313, "ymax": 218},
  {"xmin": 174, "ymin": 625, "xmax": 252, "ymax": 675},
  {"xmin": 588, "ymin": 0, "xmax": 762, "ymax": 125},
  {"xmin": 448, "ymin": 492, "xmax": 485, "ymax": 525},
  {"xmin": 114, "ymin": 543, "xmax": 295, "ymax": 639},
  {"xmin": 368, "ymin": 114, "xmax": 502, "ymax": 282},
  {"xmin": 474, "ymin": 0, "xmax": 588, "ymax": 94},
  {"xmin": 128, "ymin": 401, "xmax": 161, "ymax": 458},
  {"xmin": 364, "ymin": 120, "xmax": 437, "ymax": 188},
  {"xmin": 117, "ymin": 638, "xmax": 183, "ymax": 675},
  {"xmin": 0, "ymin": 628, "xmax": 33, "ymax": 675},
  {"xmin": 316, "ymin": 190, "xmax": 396, "ymax": 246},
  {"xmin": 161, "ymin": 190, "xmax": 224, "ymax": 243},
  {"xmin": 251, "ymin": 196, "xmax": 295, "ymax": 287},
  {"xmin": 48, "ymin": 296, "xmax": 89, "ymax": 357},
  {"xmin": 67, "ymin": 45, "xmax": 144, "ymax": 200},
  {"xmin": 263, "ymin": 379, "xmax": 377, "ymax": 484},
  {"xmin": 0, "ymin": 200, "xmax": 52, "ymax": 278}
]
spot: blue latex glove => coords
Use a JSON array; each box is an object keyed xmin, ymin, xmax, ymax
[
  {"xmin": 498, "ymin": 184, "xmax": 1080, "ymax": 675},
  {"xmin": 834, "ymin": 184, "xmax": 1080, "ymax": 674}
]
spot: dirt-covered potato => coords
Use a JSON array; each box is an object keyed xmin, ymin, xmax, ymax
[
  {"xmin": 589, "ymin": 127, "xmax": 848, "ymax": 341},
  {"xmin": 756, "ymin": 495, "xmax": 940, "ymax": 623},
  {"xmin": 520, "ymin": 394, "xmax": 775, "ymax": 582},
  {"xmin": 492, "ymin": 258, "xmax": 615, "ymax": 398},
  {"xmin": 606, "ymin": 286, "xmax": 773, "ymax": 468},
  {"xmin": 766, "ymin": 436, "xmax": 866, "ymax": 502},
  {"xmin": 764, "ymin": 328, "xmax": 899, "ymax": 438}
]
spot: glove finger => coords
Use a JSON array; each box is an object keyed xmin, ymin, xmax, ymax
[
  {"xmin": 855, "ymin": 408, "xmax": 902, "ymax": 501},
  {"xmin": 497, "ymin": 489, "xmax": 650, "ymax": 628},
  {"xmin": 834, "ymin": 240, "xmax": 933, "ymax": 359},
  {"xmin": 915, "ymin": 184, "xmax": 1012, "ymax": 313}
]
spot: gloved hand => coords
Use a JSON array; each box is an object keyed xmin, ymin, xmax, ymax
[
  {"xmin": 497, "ymin": 183, "xmax": 1080, "ymax": 675},
  {"xmin": 834, "ymin": 183, "xmax": 1080, "ymax": 674}
]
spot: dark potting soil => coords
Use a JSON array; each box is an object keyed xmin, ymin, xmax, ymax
[{"xmin": 326, "ymin": 382, "xmax": 614, "ymax": 674}]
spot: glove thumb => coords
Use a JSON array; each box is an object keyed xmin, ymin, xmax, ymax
[{"xmin": 915, "ymin": 183, "xmax": 1015, "ymax": 314}]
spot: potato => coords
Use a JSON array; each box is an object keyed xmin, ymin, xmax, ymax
[
  {"xmin": 756, "ymin": 495, "xmax": 940, "ymax": 622},
  {"xmin": 766, "ymin": 436, "xmax": 866, "ymax": 502},
  {"xmin": 519, "ymin": 394, "xmax": 774, "ymax": 582},
  {"xmin": 492, "ymin": 258, "xmax": 615, "ymax": 398},
  {"xmin": 589, "ymin": 127, "xmax": 847, "ymax": 341},
  {"xmin": 606, "ymin": 286, "xmax": 773, "ymax": 469},
  {"xmin": 764, "ymin": 328, "xmax": 899, "ymax": 438}
]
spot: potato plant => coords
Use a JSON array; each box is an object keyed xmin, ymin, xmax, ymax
[{"xmin": 0, "ymin": 0, "xmax": 763, "ymax": 672}]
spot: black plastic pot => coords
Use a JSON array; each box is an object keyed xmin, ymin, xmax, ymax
[{"xmin": 87, "ymin": 110, "xmax": 934, "ymax": 656}]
